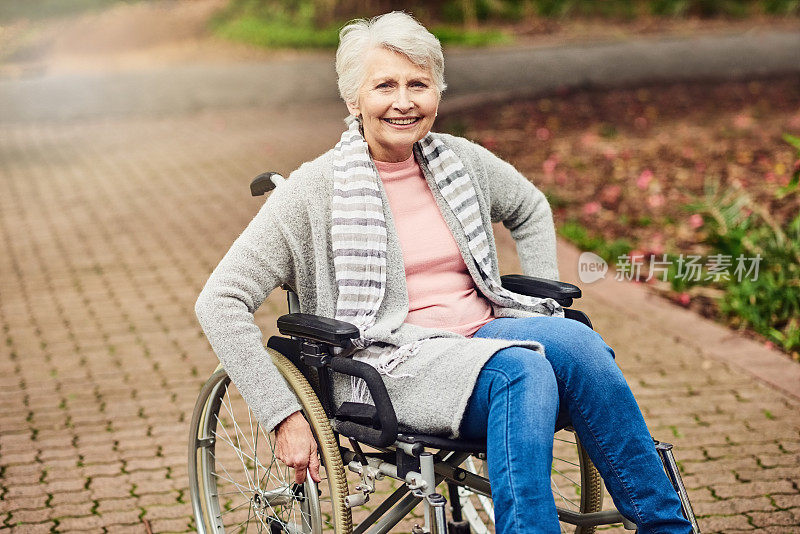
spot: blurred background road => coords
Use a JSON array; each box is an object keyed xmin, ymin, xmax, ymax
[{"xmin": 1, "ymin": 1, "xmax": 799, "ymax": 532}]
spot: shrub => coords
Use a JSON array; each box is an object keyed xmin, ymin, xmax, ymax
[{"xmin": 684, "ymin": 138, "xmax": 800, "ymax": 354}]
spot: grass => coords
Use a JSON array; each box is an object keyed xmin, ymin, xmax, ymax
[
  {"xmin": 212, "ymin": 14, "xmax": 512, "ymax": 50},
  {"xmin": 214, "ymin": 15, "xmax": 341, "ymax": 49},
  {"xmin": 558, "ymin": 219, "xmax": 633, "ymax": 264}
]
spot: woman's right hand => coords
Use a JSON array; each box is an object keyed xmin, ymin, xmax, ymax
[{"xmin": 274, "ymin": 411, "xmax": 322, "ymax": 484}]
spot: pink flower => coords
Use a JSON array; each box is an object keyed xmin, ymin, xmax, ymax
[
  {"xmin": 580, "ymin": 132, "xmax": 599, "ymax": 147},
  {"xmin": 734, "ymin": 114, "xmax": 752, "ymax": 129},
  {"xmin": 678, "ymin": 293, "xmax": 691, "ymax": 307},
  {"xmin": 637, "ymin": 169, "xmax": 653, "ymax": 190},
  {"xmin": 600, "ymin": 185, "xmax": 622, "ymax": 204},
  {"xmin": 603, "ymin": 148, "xmax": 617, "ymax": 161},
  {"xmin": 542, "ymin": 156, "xmax": 558, "ymax": 175},
  {"xmin": 765, "ymin": 340, "xmax": 775, "ymax": 350},
  {"xmin": 582, "ymin": 201, "xmax": 601, "ymax": 215},
  {"xmin": 634, "ymin": 116, "xmax": 648, "ymax": 129},
  {"xmin": 649, "ymin": 233, "xmax": 664, "ymax": 255},
  {"xmin": 689, "ymin": 214, "xmax": 703, "ymax": 229},
  {"xmin": 647, "ymin": 194, "xmax": 665, "ymax": 208},
  {"xmin": 536, "ymin": 127, "xmax": 551, "ymax": 141}
]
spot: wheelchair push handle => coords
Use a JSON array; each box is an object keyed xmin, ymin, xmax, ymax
[
  {"xmin": 250, "ymin": 172, "xmax": 285, "ymax": 196},
  {"xmin": 330, "ymin": 357, "xmax": 399, "ymax": 448}
]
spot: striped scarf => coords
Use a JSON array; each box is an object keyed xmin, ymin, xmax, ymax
[{"xmin": 332, "ymin": 119, "xmax": 562, "ymax": 378}]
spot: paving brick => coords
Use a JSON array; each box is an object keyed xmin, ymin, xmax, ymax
[
  {"xmin": 44, "ymin": 477, "xmax": 87, "ymax": 494},
  {"xmin": 137, "ymin": 490, "xmax": 182, "ymax": 507},
  {"xmin": 88, "ymin": 476, "xmax": 133, "ymax": 500},
  {"xmin": 773, "ymin": 494, "xmax": 800, "ymax": 509},
  {"xmin": 747, "ymin": 509, "xmax": 798, "ymax": 527},
  {"xmin": 697, "ymin": 513, "xmax": 755, "ymax": 531},
  {"xmin": 6, "ymin": 521, "xmax": 53, "ymax": 533},
  {"xmin": 140, "ymin": 503, "xmax": 191, "ymax": 521},
  {"xmin": 147, "ymin": 517, "xmax": 194, "ymax": 532},
  {"xmin": 49, "ymin": 490, "xmax": 93, "ymax": 506},
  {"xmin": 7, "ymin": 508, "xmax": 52, "ymax": 524},
  {"xmin": 712, "ymin": 480, "xmax": 798, "ymax": 499},
  {"xmin": 696, "ymin": 496, "xmax": 775, "ymax": 515},
  {"xmin": 54, "ymin": 514, "xmax": 107, "ymax": 530},
  {"xmin": 47, "ymin": 501, "xmax": 95, "ymax": 520},
  {"xmin": 95, "ymin": 497, "xmax": 137, "ymax": 514},
  {"xmin": 0, "ymin": 494, "xmax": 46, "ymax": 514},
  {"xmin": 81, "ymin": 462, "xmax": 125, "ymax": 478},
  {"xmin": 5, "ymin": 484, "xmax": 47, "ymax": 500}
]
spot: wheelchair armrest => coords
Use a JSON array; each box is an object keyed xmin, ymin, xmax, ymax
[
  {"xmin": 500, "ymin": 275, "xmax": 581, "ymax": 306},
  {"xmin": 330, "ymin": 357, "xmax": 398, "ymax": 448},
  {"xmin": 277, "ymin": 313, "xmax": 359, "ymax": 347}
]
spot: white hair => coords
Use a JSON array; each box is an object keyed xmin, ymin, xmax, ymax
[{"xmin": 336, "ymin": 11, "xmax": 447, "ymax": 106}]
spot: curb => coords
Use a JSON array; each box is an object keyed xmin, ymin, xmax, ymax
[{"xmin": 557, "ymin": 240, "xmax": 800, "ymax": 403}]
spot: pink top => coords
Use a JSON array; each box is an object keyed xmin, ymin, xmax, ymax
[{"xmin": 376, "ymin": 155, "xmax": 494, "ymax": 337}]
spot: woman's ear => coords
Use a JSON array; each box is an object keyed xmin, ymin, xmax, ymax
[{"xmin": 345, "ymin": 100, "xmax": 360, "ymax": 118}]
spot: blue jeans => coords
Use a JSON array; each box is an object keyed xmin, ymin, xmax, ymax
[{"xmin": 461, "ymin": 316, "xmax": 691, "ymax": 534}]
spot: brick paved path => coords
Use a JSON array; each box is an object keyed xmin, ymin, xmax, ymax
[{"xmin": 1, "ymin": 103, "xmax": 798, "ymax": 533}]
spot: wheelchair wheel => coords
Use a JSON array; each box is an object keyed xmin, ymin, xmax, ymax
[
  {"xmin": 189, "ymin": 349, "xmax": 352, "ymax": 533},
  {"xmin": 459, "ymin": 428, "xmax": 603, "ymax": 534}
]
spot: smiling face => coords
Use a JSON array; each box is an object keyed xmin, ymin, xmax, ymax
[{"xmin": 346, "ymin": 47, "xmax": 440, "ymax": 163}]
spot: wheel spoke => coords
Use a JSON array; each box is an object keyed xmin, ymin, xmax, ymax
[
  {"xmin": 553, "ymin": 457, "xmax": 580, "ymax": 468},
  {"xmin": 551, "ymin": 466, "xmax": 581, "ymax": 488},
  {"xmin": 219, "ymin": 499, "xmax": 253, "ymax": 516},
  {"xmin": 210, "ymin": 467, "xmax": 251, "ymax": 497},
  {"xmin": 551, "ymin": 474, "xmax": 579, "ymax": 510}
]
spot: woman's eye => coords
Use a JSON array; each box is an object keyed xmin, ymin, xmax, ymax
[
  {"xmin": 411, "ymin": 81, "xmax": 428, "ymax": 88},
  {"xmin": 376, "ymin": 82, "xmax": 392, "ymax": 89}
]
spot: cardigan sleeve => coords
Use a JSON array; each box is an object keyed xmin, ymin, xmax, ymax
[
  {"xmin": 469, "ymin": 140, "xmax": 560, "ymax": 281},
  {"xmin": 194, "ymin": 185, "xmax": 302, "ymax": 433}
]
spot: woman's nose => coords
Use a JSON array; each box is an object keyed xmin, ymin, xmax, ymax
[{"xmin": 393, "ymin": 88, "xmax": 414, "ymax": 112}]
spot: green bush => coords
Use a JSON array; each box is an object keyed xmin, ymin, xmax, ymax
[{"xmin": 683, "ymin": 139, "xmax": 800, "ymax": 353}]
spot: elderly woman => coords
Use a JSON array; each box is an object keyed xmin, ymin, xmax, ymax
[{"xmin": 195, "ymin": 11, "xmax": 691, "ymax": 534}]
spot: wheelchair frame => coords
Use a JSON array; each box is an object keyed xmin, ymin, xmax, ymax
[{"xmin": 187, "ymin": 172, "xmax": 700, "ymax": 534}]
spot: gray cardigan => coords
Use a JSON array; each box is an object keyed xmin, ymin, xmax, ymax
[{"xmin": 195, "ymin": 132, "xmax": 559, "ymax": 437}]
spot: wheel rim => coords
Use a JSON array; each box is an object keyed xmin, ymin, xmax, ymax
[
  {"xmin": 553, "ymin": 429, "xmax": 603, "ymax": 534},
  {"xmin": 189, "ymin": 366, "xmax": 350, "ymax": 533}
]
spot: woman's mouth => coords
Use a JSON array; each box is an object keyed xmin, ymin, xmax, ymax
[{"xmin": 382, "ymin": 117, "xmax": 420, "ymax": 126}]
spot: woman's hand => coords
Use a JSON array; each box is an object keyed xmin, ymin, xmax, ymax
[{"xmin": 274, "ymin": 411, "xmax": 322, "ymax": 484}]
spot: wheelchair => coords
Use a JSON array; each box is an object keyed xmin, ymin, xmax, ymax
[{"xmin": 188, "ymin": 172, "xmax": 700, "ymax": 534}]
